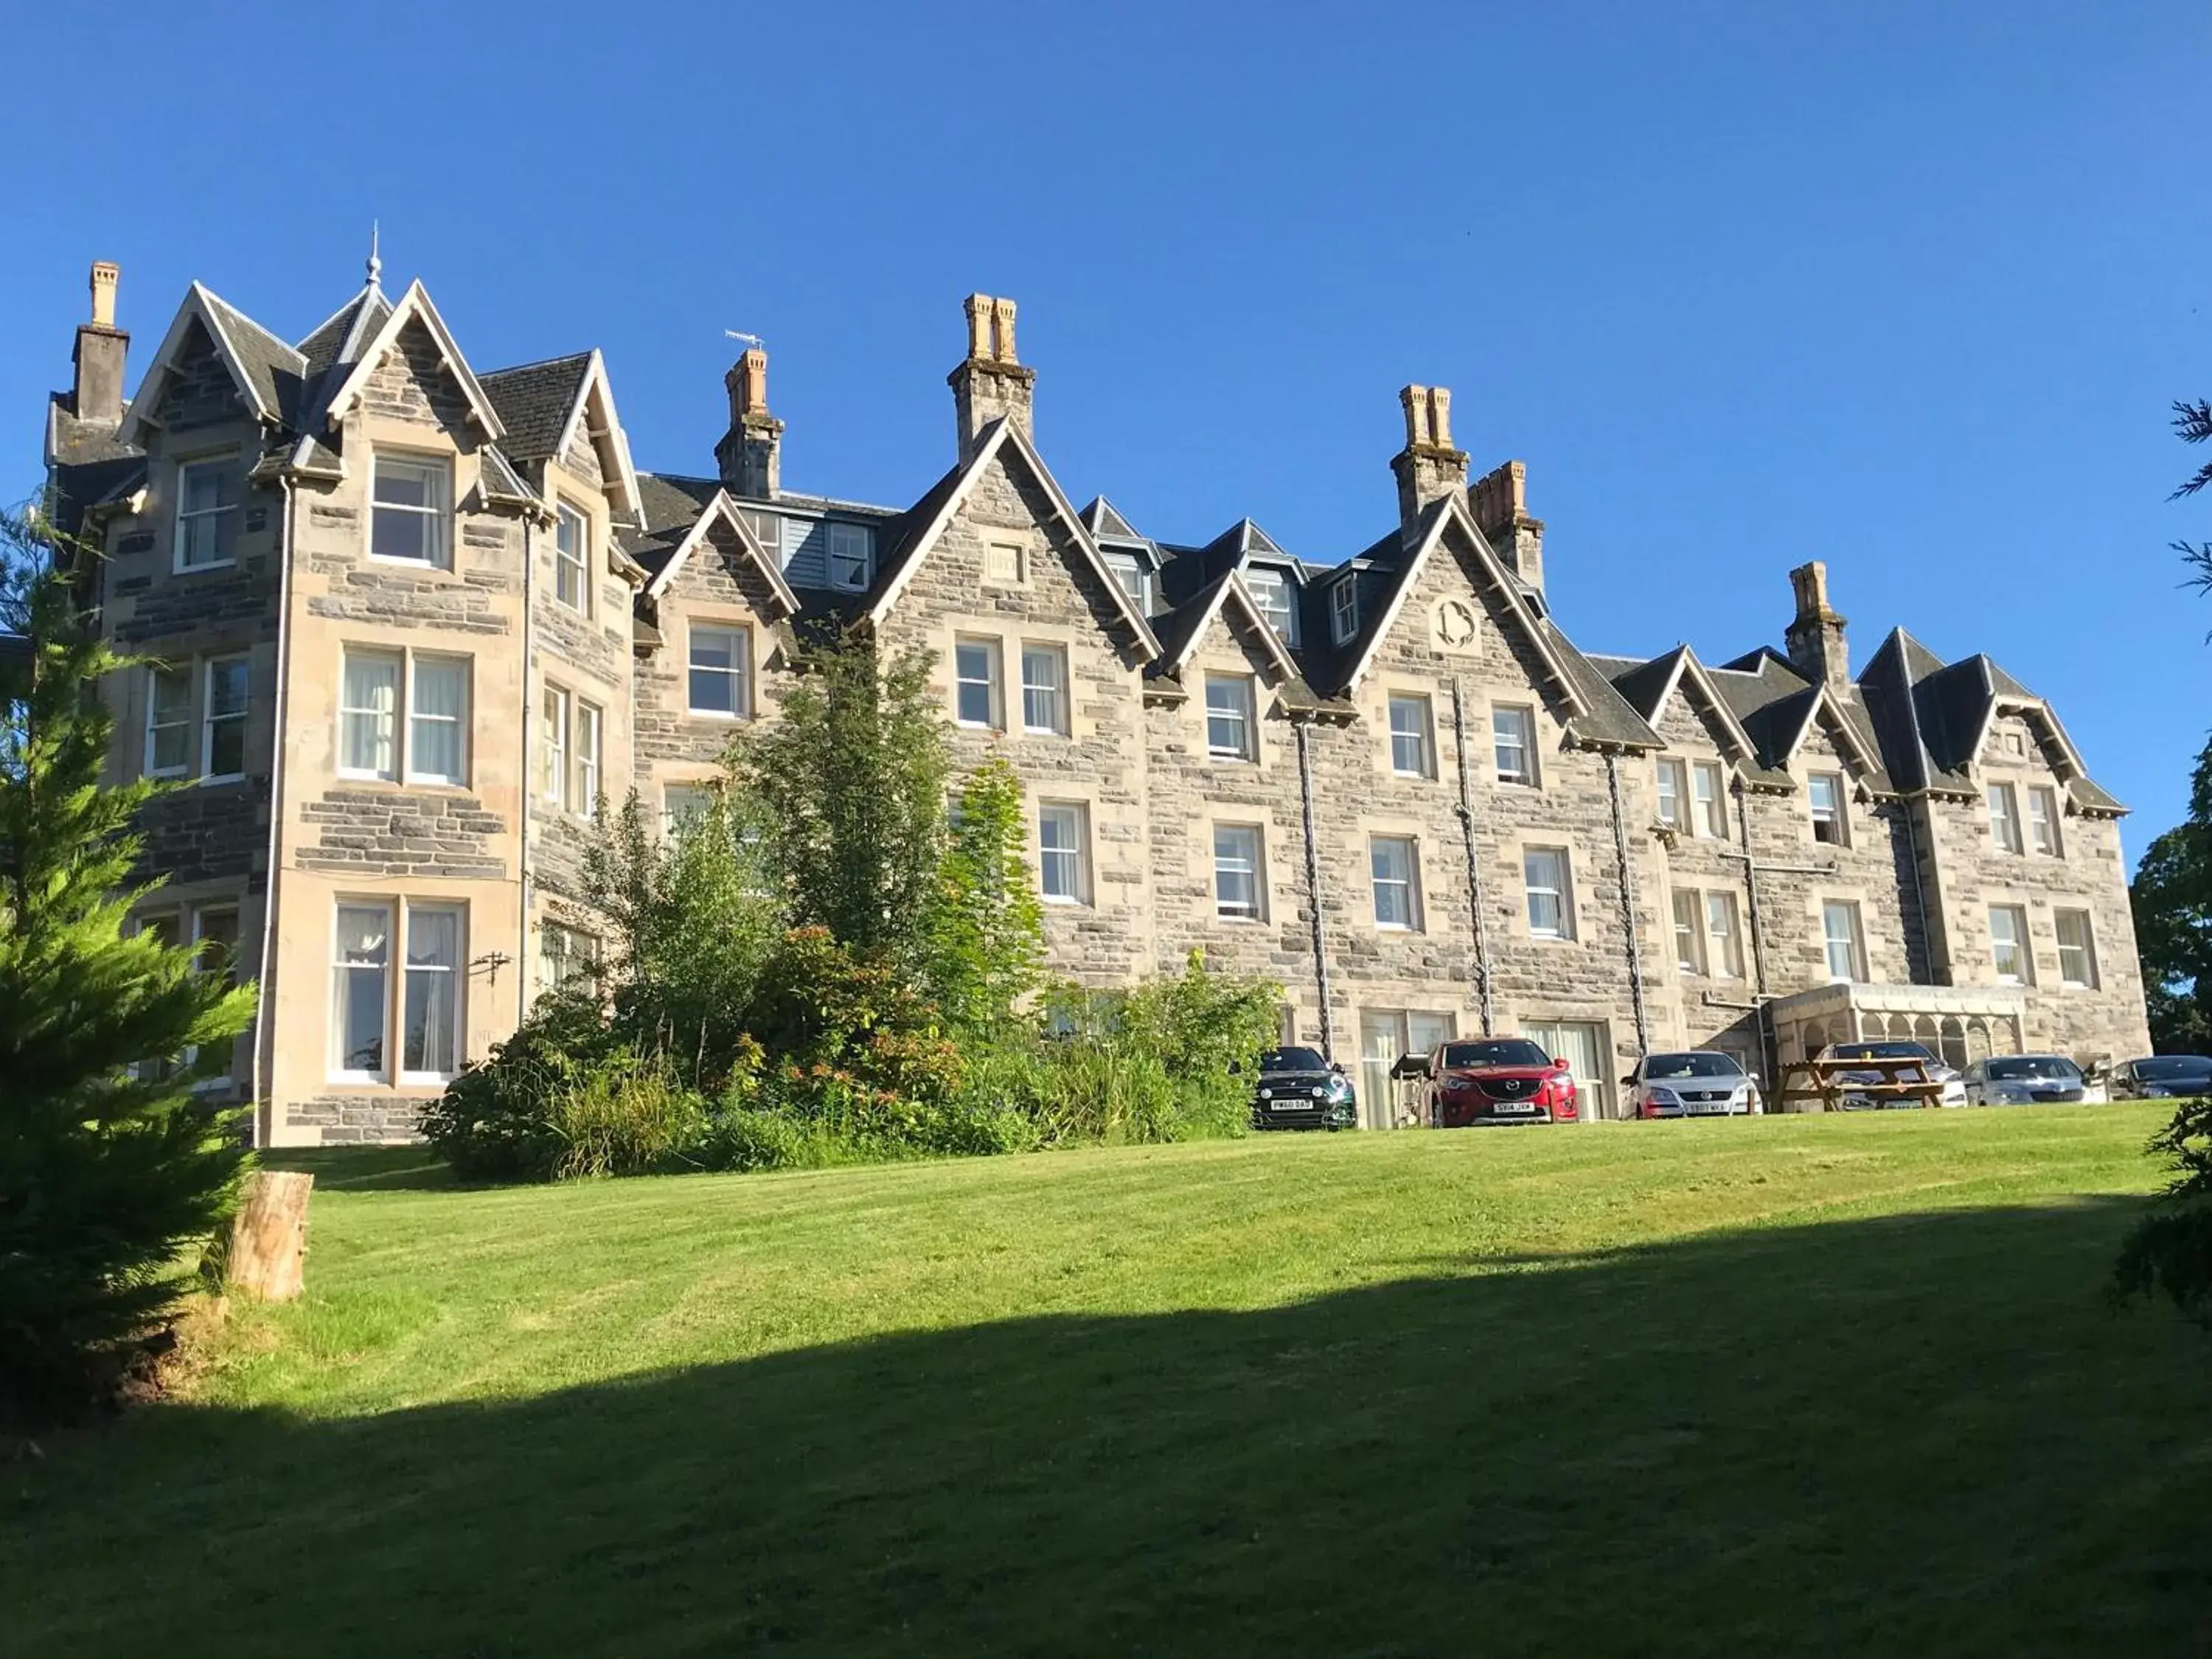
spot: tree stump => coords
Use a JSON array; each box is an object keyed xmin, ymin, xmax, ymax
[{"xmin": 226, "ymin": 1171, "xmax": 313, "ymax": 1302}]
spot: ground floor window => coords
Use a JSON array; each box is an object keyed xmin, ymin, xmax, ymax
[
  {"xmin": 330, "ymin": 900, "xmax": 466, "ymax": 1085},
  {"xmin": 1357, "ymin": 1008, "xmax": 1455, "ymax": 1131},
  {"xmin": 1522, "ymin": 1018, "xmax": 1613, "ymax": 1120}
]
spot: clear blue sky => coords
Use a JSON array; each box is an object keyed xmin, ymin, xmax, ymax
[{"xmin": 5, "ymin": 2, "xmax": 2206, "ymax": 853}]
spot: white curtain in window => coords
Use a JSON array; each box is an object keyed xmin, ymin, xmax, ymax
[
  {"xmin": 341, "ymin": 655, "xmax": 400, "ymax": 777},
  {"xmin": 410, "ymin": 658, "xmax": 467, "ymax": 782},
  {"xmin": 403, "ymin": 908, "xmax": 461, "ymax": 1077},
  {"xmin": 333, "ymin": 905, "xmax": 391, "ymax": 1074}
]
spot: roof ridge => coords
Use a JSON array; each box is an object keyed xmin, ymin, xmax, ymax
[{"xmin": 480, "ymin": 349, "xmax": 597, "ymax": 380}]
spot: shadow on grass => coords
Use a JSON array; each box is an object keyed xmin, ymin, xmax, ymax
[
  {"xmin": 7, "ymin": 1199, "xmax": 2209, "ymax": 1658},
  {"xmin": 256, "ymin": 1144, "xmax": 456, "ymax": 1193}
]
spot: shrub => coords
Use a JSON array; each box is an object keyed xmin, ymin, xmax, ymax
[
  {"xmin": 2115, "ymin": 1096, "xmax": 2212, "ymax": 1324},
  {"xmin": 420, "ymin": 995, "xmax": 648, "ymax": 1182}
]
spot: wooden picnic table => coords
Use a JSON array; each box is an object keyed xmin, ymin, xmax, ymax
[{"xmin": 1775, "ymin": 1055, "xmax": 1948, "ymax": 1113}]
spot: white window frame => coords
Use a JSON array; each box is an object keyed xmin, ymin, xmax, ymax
[
  {"xmin": 1214, "ymin": 824, "xmax": 1265, "ymax": 921},
  {"xmin": 368, "ymin": 451, "xmax": 453, "ymax": 569},
  {"xmin": 953, "ymin": 636, "xmax": 1002, "ymax": 730},
  {"xmin": 1655, "ymin": 757, "xmax": 1686, "ymax": 828},
  {"xmin": 1672, "ymin": 888, "xmax": 1705, "ymax": 975},
  {"xmin": 827, "ymin": 521, "xmax": 872, "ymax": 591},
  {"xmin": 1705, "ymin": 890, "xmax": 1744, "ymax": 978},
  {"xmin": 540, "ymin": 686, "xmax": 570, "ymax": 804},
  {"xmin": 330, "ymin": 900, "xmax": 395, "ymax": 1083},
  {"xmin": 398, "ymin": 902, "xmax": 466, "ymax": 1086},
  {"xmin": 1822, "ymin": 900, "xmax": 1868, "ymax": 983},
  {"xmin": 1331, "ymin": 577, "xmax": 1358, "ymax": 644},
  {"xmin": 1989, "ymin": 903, "xmax": 2032, "ymax": 985},
  {"xmin": 554, "ymin": 501, "xmax": 591, "ymax": 614},
  {"xmin": 1524, "ymin": 846, "xmax": 1573, "ymax": 940},
  {"xmin": 1206, "ymin": 673, "xmax": 1256, "ymax": 762},
  {"xmin": 186, "ymin": 904, "xmax": 242, "ymax": 1088},
  {"xmin": 1246, "ymin": 568, "xmax": 1298, "ymax": 644},
  {"xmin": 1020, "ymin": 643, "xmax": 1069, "ymax": 736},
  {"xmin": 538, "ymin": 921, "xmax": 601, "ymax": 998},
  {"xmin": 1370, "ymin": 835, "xmax": 1422, "ymax": 931},
  {"xmin": 1808, "ymin": 773, "xmax": 1848, "ymax": 846},
  {"xmin": 338, "ymin": 649, "xmax": 402, "ymax": 782},
  {"xmin": 2028, "ymin": 785, "xmax": 2062, "ymax": 856},
  {"xmin": 1105, "ymin": 552, "xmax": 1151, "ymax": 613},
  {"xmin": 145, "ymin": 664, "xmax": 193, "ymax": 779},
  {"xmin": 662, "ymin": 782, "xmax": 715, "ymax": 838},
  {"xmin": 574, "ymin": 699, "xmax": 603, "ymax": 819},
  {"xmin": 1387, "ymin": 693, "xmax": 1434, "ymax": 779},
  {"xmin": 687, "ymin": 623, "xmax": 752, "ymax": 720},
  {"xmin": 2055, "ymin": 908, "xmax": 2098, "ymax": 989},
  {"xmin": 1039, "ymin": 801, "xmax": 1090, "ymax": 905},
  {"xmin": 1987, "ymin": 782, "xmax": 2023, "ymax": 855},
  {"xmin": 201, "ymin": 655, "xmax": 249, "ymax": 783},
  {"xmin": 1493, "ymin": 705, "xmax": 1537, "ymax": 786},
  {"xmin": 406, "ymin": 653, "xmax": 470, "ymax": 787},
  {"xmin": 1692, "ymin": 761, "xmax": 1728, "ymax": 838},
  {"xmin": 173, "ymin": 457, "xmax": 237, "ymax": 573}
]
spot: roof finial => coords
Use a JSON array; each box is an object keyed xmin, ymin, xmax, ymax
[{"xmin": 366, "ymin": 220, "xmax": 382, "ymax": 291}]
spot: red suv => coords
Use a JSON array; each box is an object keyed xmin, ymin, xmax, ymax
[{"xmin": 1395, "ymin": 1037, "xmax": 1581, "ymax": 1127}]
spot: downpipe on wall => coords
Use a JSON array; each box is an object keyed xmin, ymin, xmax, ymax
[
  {"xmin": 248, "ymin": 474, "xmax": 296, "ymax": 1147},
  {"xmin": 1604, "ymin": 748, "xmax": 1650, "ymax": 1057},
  {"xmin": 1447, "ymin": 675, "xmax": 1495, "ymax": 1037},
  {"xmin": 1293, "ymin": 717, "xmax": 1335, "ymax": 1062}
]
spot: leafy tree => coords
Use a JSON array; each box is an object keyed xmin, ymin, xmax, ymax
[
  {"xmin": 2113, "ymin": 1097, "xmax": 2212, "ymax": 1326},
  {"xmin": 2130, "ymin": 737, "xmax": 2212, "ymax": 1055},
  {"xmin": 927, "ymin": 757, "xmax": 1044, "ymax": 1034},
  {"xmin": 2171, "ymin": 399, "xmax": 2212, "ymax": 600},
  {"xmin": 727, "ymin": 627, "xmax": 950, "ymax": 964},
  {"xmin": 0, "ymin": 511, "xmax": 256, "ymax": 1410}
]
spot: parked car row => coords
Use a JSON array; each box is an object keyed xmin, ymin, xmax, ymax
[{"xmin": 1247, "ymin": 1037, "xmax": 2212, "ymax": 1132}]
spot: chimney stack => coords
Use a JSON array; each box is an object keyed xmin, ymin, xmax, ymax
[
  {"xmin": 72, "ymin": 261, "xmax": 128, "ymax": 428},
  {"xmin": 714, "ymin": 344, "xmax": 783, "ymax": 498},
  {"xmin": 1471, "ymin": 459, "xmax": 1545, "ymax": 595},
  {"xmin": 1391, "ymin": 384, "xmax": 1470, "ymax": 535},
  {"xmin": 949, "ymin": 293, "xmax": 1035, "ymax": 461},
  {"xmin": 1784, "ymin": 561, "xmax": 1851, "ymax": 690}
]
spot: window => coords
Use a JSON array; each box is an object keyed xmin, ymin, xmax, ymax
[
  {"xmin": 1370, "ymin": 835, "xmax": 1421, "ymax": 931},
  {"xmin": 984, "ymin": 539, "xmax": 1026, "ymax": 585},
  {"xmin": 174, "ymin": 459, "xmax": 235, "ymax": 571},
  {"xmin": 341, "ymin": 650, "xmax": 467, "ymax": 786},
  {"xmin": 827, "ymin": 521, "xmax": 872, "ymax": 591},
  {"xmin": 1822, "ymin": 900, "xmax": 1867, "ymax": 982},
  {"xmin": 202, "ymin": 655, "xmax": 248, "ymax": 781},
  {"xmin": 954, "ymin": 636, "xmax": 1001, "ymax": 728},
  {"xmin": 1039, "ymin": 802, "xmax": 1089, "ymax": 904},
  {"xmin": 408, "ymin": 655, "xmax": 469, "ymax": 785},
  {"xmin": 1987, "ymin": 783, "xmax": 2023, "ymax": 854},
  {"xmin": 332, "ymin": 902, "xmax": 393, "ymax": 1079},
  {"xmin": 1105, "ymin": 553, "xmax": 1151, "ymax": 613},
  {"xmin": 1692, "ymin": 762, "xmax": 1728, "ymax": 838},
  {"xmin": 1989, "ymin": 904, "xmax": 2031, "ymax": 984},
  {"xmin": 1021, "ymin": 644, "xmax": 1068, "ymax": 736},
  {"xmin": 369, "ymin": 453, "xmax": 451, "ymax": 567},
  {"xmin": 1331, "ymin": 577, "xmax": 1358, "ymax": 644},
  {"xmin": 1206, "ymin": 674, "xmax": 1256, "ymax": 762},
  {"xmin": 688, "ymin": 625, "xmax": 751, "ymax": 718},
  {"xmin": 132, "ymin": 913, "xmax": 184, "ymax": 1081},
  {"xmin": 1493, "ymin": 706, "xmax": 1536, "ymax": 785},
  {"xmin": 1388, "ymin": 694, "xmax": 1434, "ymax": 779},
  {"xmin": 663, "ymin": 783, "xmax": 714, "ymax": 837},
  {"xmin": 1523, "ymin": 1019, "xmax": 1613, "ymax": 1120},
  {"xmin": 1214, "ymin": 825, "xmax": 1264, "ymax": 919},
  {"xmin": 1672, "ymin": 889, "xmax": 1705, "ymax": 974},
  {"xmin": 554, "ymin": 503, "xmax": 591, "ymax": 613},
  {"xmin": 146, "ymin": 665, "xmax": 192, "ymax": 778},
  {"xmin": 188, "ymin": 906, "xmax": 241, "ymax": 1085},
  {"xmin": 2028, "ymin": 785, "xmax": 2062, "ymax": 856},
  {"xmin": 1524, "ymin": 847, "xmax": 1572, "ymax": 939},
  {"xmin": 402, "ymin": 905, "xmax": 463, "ymax": 1082},
  {"xmin": 1655, "ymin": 758, "xmax": 1686, "ymax": 828},
  {"xmin": 1246, "ymin": 568, "xmax": 1298, "ymax": 644},
  {"xmin": 1808, "ymin": 773, "xmax": 1847, "ymax": 845},
  {"xmin": 540, "ymin": 922, "xmax": 599, "ymax": 997},
  {"xmin": 574, "ymin": 700, "xmax": 602, "ymax": 819},
  {"xmin": 340, "ymin": 652, "xmax": 400, "ymax": 779},
  {"xmin": 2056, "ymin": 909, "xmax": 2098, "ymax": 988},
  {"xmin": 540, "ymin": 686, "xmax": 569, "ymax": 803},
  {"xmin": 1705, "ymin": 891, "xmax": 1745, "ymax": 978}
]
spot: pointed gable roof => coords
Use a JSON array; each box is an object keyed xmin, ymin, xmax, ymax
[
  {"xmin": 116, "ymin": 282, "xmax": 307, "ymax": 446},
  {"xmin": 1080, "ymin": 495, "xmax": 1142, "ymax": 541},
  {"xmin": 318, "ymin": 279, "xmax": 507, "ymax": 442},
  {"xmin": 862, "ymin": 419, "xmax": 1161, "ymax": 659},
  {"xmin": 482, "ymin": 349, "xmax": 644, "ymax": 522},
  {"xmin": 633, "ymin": 481, "xmax": 800, "ymax": 616}
]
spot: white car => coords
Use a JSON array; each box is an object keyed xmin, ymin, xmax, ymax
[
  {"xmin": 1958, "ymin": 1054, "xmax": 2106, "ymax": 1106},
  {"xmin": 1625, "ymin": 1051, "xmax": 1762, "ymax": 1119},
  {"xmin": 1818, "ymin": 1039, "xmax": 1968, "ymax": 1108}
]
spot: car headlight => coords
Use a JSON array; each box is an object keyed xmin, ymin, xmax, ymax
[
  {"xmin": 1258, "ymin": 1087, "xmax": 1273, "ymax": 1100},
  {"xmin": 1647, "ymin": 1085, "xmax": 1682, "ymax": 1106}
]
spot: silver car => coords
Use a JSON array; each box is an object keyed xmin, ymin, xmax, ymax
[
  {"xmin": 1818, "ymin": 1039, "xmax": 1967, "ymax": 1108},
  {"xmin": 1625, "ymin": 1051, "xmax": 1762, "ymax": 1119},
  {"xmin": 1959, "ymin": 1054, "xmax": 2106, "ymax": 1106}
]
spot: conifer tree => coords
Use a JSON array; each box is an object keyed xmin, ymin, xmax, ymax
[{"xmin": 0, "ymin": 510, "xmax": 257, "ymax": 1408}]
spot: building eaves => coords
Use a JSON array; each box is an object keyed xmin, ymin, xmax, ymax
[{"xmin": 1539, "ymin": 622, "xmax": 1662, "ymax": 751}]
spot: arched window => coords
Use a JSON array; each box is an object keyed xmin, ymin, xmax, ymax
[{"xmin": 1939, "ymin": 1017, "xmax": 1967, "ymax": 1071}]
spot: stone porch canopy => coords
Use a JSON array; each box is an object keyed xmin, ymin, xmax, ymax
[{"xmin": 1768, "ymin": 981, "xmax": 2029, "ymax": 1071}]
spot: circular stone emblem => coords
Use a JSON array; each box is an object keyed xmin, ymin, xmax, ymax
[{"xmin": 1435, "ymin": 599, "xmax": 1479, "ymax": 650}]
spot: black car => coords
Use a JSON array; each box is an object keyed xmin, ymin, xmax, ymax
[
  {"xmin": 2110, "ymin": 1056, "xmax": 2212, "ymax": 1101},
  {"xmin": 1250, "ymin": 1046, "xmax": 1357, "ymax": 1130}
]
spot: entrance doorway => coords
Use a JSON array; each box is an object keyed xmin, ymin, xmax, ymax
[{"xmin": 1357, "ymin": 1009, "xmax": 1457, "ymax": 1129}]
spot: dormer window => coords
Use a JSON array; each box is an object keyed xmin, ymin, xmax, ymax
[
  {"xmin": 1105, "ymin": 552, "xmax": 1152, "ymax": 613},
  {"xmin": 1331, "ymin": 576, "xmax": 1358, "ymax": 644},
  {"xmin": 174, "ymin": 459, "xmax": 237, "ymax": 572},
  {"xmin": 370, "ymin": 453, "xmax": 453, "ymax": 568},
  {"xmin": 1245, "ymin": 568, "xmax": 1298, "ymax": 644},
  {"xmin": 828, "ymin": 522, "xmax": 873, "ymax": 591},
  {"xmin": 554, "ymin": 503, "xmax": 591, "ymax": 613}
]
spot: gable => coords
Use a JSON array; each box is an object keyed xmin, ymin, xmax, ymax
[
  {"xmin": 1172, "ymin": 576, "xmax": 1301, "ymax": 686},
  {"xmin": 320, "ymin": 281, "xmax": 505, "ymax": 444},
  {"xmin": 643, "ymin": 492, "xmax": 799, "ymax": 617},
  {"xmin": 150, "ymin": 317, "xmax": 253, "ymax": 432}
]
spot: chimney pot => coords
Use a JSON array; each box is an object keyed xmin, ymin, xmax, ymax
[
  {"xmin": 1784, "ymin": 560, "xmax": 1851, "ymax": 689},
  {"xmin": 950, "ymin": 292, "xmax": 1037, "ymax": 459},
  {"xmin": 71, "ymin": 260, "xmax": 128, "ymax": 426},
  {"xmin": 716, "ymin": 344, "xmax": 782, "ymax": 498},
  {"xmin": 1428, "ymin": 386, "xmax": 1453, "ymax": 451},
  {"xmin": 1391, "ymin": 383, "xmax": 1468, "ymax": 532},
  {"xmin": 90, "ymin": 261, "xmax": 119, "ymax": 330}
]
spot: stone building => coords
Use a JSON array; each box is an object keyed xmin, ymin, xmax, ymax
[{"xmin": 39, "ymin": 260, "xmax": 2149, "ymax": 1142}]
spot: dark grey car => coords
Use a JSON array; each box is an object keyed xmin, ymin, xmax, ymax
[
  {"xmin": 2110, "ymin": 1056, "xmax": 2212, "ymax": 1101},
  {"xmin": 1250, "ymin": 1046, "xmax": 1357, "ymax": 1130}
]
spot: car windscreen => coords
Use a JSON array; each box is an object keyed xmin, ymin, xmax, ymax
[
  {"xmin": 1642, "ymin": 1053, "xmax": 1742, "ymax": 1080},
  {"xmin": 1258, "ymin": 1047, "xmax": 1327, "ymax": 1074},
  {"xmin": 1984, "ymin": 1057, "xmax": 2082, "ymax": 1082},
  {"xmin": 1830, "ymin": 1042, "xmax": 1934, "ymax": 1062},
  {"xmin": 2135, "ymin": 1057, "xmax": 2212, "ymax": 1081},
  {"xmin": 1441, "ymin": 1040, "xmax": 1552, "ymax": 1069}
]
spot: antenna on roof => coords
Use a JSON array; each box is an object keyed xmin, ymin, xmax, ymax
[
  {"xmin": 724, "ymin": 330, "xmax": 764, "ymax": 349},
  {"xmin": 366, "ymin": 220, "xmax": 382, "ymax": 290}
]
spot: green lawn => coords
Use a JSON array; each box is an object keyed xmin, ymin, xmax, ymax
[{"xmin": 7, "ymin": 1108, "xmax": 2210, "ymax": 1657}]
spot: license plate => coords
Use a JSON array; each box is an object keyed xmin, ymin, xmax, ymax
[
  {"xmin": 1494, "ymin": 1102, "xmax": 1536, "ymax": 1114},
  {"xmin": 1273, "ymin": 1099, "xmax": 1311, "ymax": 1109}
]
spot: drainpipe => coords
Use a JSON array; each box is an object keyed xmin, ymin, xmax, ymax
[
  {"xmin": 1898, "ymin": 797, "xmax": 1933, "ymax": 985},
  {"xmin": 248, "ymin": 473, "xmax": 297, "ymax": 1148},
  {"xmin": 1732, "ymin": 782, "xmax": 1778, "ymax": 1091},
  {"xmin": 1604, "ymin": 749, "xmax": 1650, "ymax": 1056},
  {"xmin": 517, "ymin": 515, "xmax": 535, "ymax": 1029},
  {"xmin": 1293, "ymin": 717, "xmax": 1335, "ymax": 1062},
  {"xmin": 1447, "ymin": 675, "xmax": 1495, "ymax": 1036}
]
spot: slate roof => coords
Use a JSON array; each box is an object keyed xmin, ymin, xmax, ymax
[
  {"xmin": 621, "ymin": 472, "xmax": 726, "ymax": 582},
  {"xmin": 1079, "ymin": 495, "xmax": 1141, "ymax": 541},
  {"xmin": 479, "ymin": 353, "xmax": 594, "ymax": 463},
  {"xmin": 201, "ymin": 288, "xmax": 307, "ymax": 426}
]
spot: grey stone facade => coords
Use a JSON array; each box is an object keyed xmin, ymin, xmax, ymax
[{"xmin": 39, "ymin": 266, "xmax": 2150, "ymax": 1144}]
